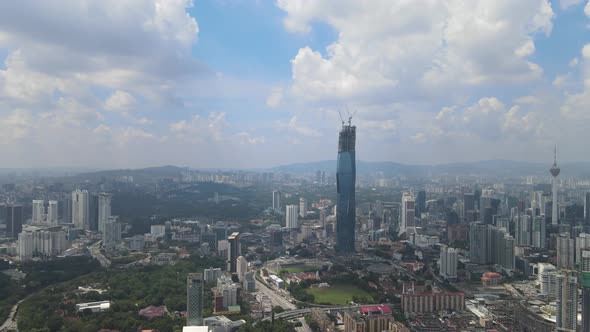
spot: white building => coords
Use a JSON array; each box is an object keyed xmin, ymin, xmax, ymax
[
  {"xmin": 32, "ymin": 200, "xmax": 45, "ymax": 224},
  {"xmin": 299, "ymin": 198, "xmax": 307, "ymax": 218},
  {"xmin": 18, "ymin": 228, "xmax": 67, "ymax": 261},
  {"xmin": 538, "ymin": 263, "xmax": 558, "ymax": 297},
  {"xmin": 286, "ymin": 205, "xmax": 299, "ymax": 229},
  {"xmin": 151, "ymin": 224, "xmax": 166, "ymax": 237},
  {"xmin": 556, "ymin": 271, "xmax": 577, "ymax": 331},
  {"xmin": 72, "ymin": 190, "xmax": 90, "ymax": 230},
  {"xmin": 399, "ymin": 192, "xmax": 416, "ymax": 236},
  {"xmin": 439, "ymin": 246, "xmax": 458, "ymax": 279},
  {"xmin": 98, "ymin": 193, "xmax": 112, "ymax": 233},
  {"xmin": 103, "ymin": 216, "xmax": 121, "ymax": 249},
  {"xmin": 236, "ymin": 256, "xmax": 248, "ymax": 281},
  {"xmin": 18, "ymin": 231, "xmax": 34, "ymax": 261},
  {"xmin": 47, "ymin": 200, "xmax": 58, "ymax": 225}
]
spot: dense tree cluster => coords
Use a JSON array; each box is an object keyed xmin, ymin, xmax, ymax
[{"xmin": 17, "ymin": 255, "xmax": 225, "ymax": 331}]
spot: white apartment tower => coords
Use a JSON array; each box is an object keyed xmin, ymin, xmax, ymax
[
  {"xmin": 32, "ymin": 200, "xmax": 45, "ymax": 224},
  {"xmin": 72, "ymin": 190, "xmax": 90, "ymax": 230},
  {"xmin": 299, "ymin": 197, "xmax": 307, "ymax": 218},
  {"xmin": 47, "ymin": 200, "xmax": 58, "ymax": 225},
  {"xmin": 286, "ymin": 205, "xmax": 299, "ymax": 229},
  {"xmin": 439, "ymin": 246, "xmax": 458, "ymax": 279},
  {"xmin": 556, "ymin": 271, "xmax": 578, "ymax": 332},
  {"xmin": 103, "ymin": 216, "xmax": 121, "ymax": 249},
  {"xmin": 98, "ymin": 193, "xmax": 112, "ymax": 233}
]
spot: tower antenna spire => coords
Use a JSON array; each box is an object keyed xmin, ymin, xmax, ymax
[{"xmin": 554, "ymin": 145, "xmax": 557, "ymax": 165}]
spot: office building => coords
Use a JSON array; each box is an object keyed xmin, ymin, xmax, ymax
[
  {"xmin": 47, "ymin": 200, "xmax": 58, "ymax": 225},
  {"xmin": 103, "ymin": 216, "xmax": 121, "ymax": 249},
  {"xmin": 557, "ymin": 233, "xmax": 575, "ymax": 269},
  {"xmin": 556, "ymin": 270, "xmax": 577, "ymax": 332},
  {"xmin": 515, "ymin": 215, "xmax": 532, "ymax": 246},
  {"xmin": 469, "ymin": 223, "xmax": 489, "ymax": 265},
  {"xmin": 439, "ymin": 246, "xmax": 458, "ymax": 279},
  {"xmin": 32, "ymin": 200, "xmax": 45, "ymax": 224},
  {"xmin": 187, "ymin": 273, "xmax": 204, "ymax": 326},
  {"xmin": 299, "ymin": 197, "xmax": 307, "ymax": 218},
  {"xmin": 336, "ymin": 119, "xmax": 356, "ymax": 254},
  {"xmin": 1, "ymin": 204, "xmax": 23, "ymax": 238},
  {"xmin": 227, "ymin": 232, "xmax": 240, "ymax": 273},
  {"xmin": 585, "ymin": 192, "xmax": 590, "ymax": 226},
  {"xmin": 236, "ymin": 256, "xmax": 248, "ymax": 281},
  {"xmin": 416, "ymin": 190, "xmax": 426, "ymax": 217},
  {"xmin": 532, "ymin": 216, "xmax": 546, "ymax": 249},
  {"xmin": 272, "ymin": 190, "xmax": 281, "ymax": 212},
  {"xmin": 72, "ymin": 190, "xmax": 89, "ymax": 230},
  {"xmin": 213, "ymin": 221, "xmax": 227, "ymax": 243},
  {"xmin": 285, "ymin": 205, "xmax": 299, "ymax": 229},
  {"xmin": 399, "ymin": 192, "xmax": 416, "ymax": 236},
  {"xmin": 98, "ymin": 193, "xmax": 112, "ymax": 233},
  {"xmin": 550, "ymin": 148, "xmax": 560, "ymax": 225},
  {"xmin": 60, "ymin": 197, "xmax": 72, "ymax": 224}
]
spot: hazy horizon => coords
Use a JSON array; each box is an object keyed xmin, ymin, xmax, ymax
[{"xmin": 1, "ymin": 1, "xmax": 589, "ymax": 169}]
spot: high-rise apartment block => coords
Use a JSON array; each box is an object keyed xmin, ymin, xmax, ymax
[
  {"xmin": 98, "ymin": 193, "xmax": 112, "ymax": 233},
  {"xmin": 272, "ymin": 190, "xmax": 281, "ymax": 212},
  {"xmin": 469, "ymin": 223, "xmax": 514, "ymax": 270},
  {"xmin": 47, "ymin": 200, "xmax": 58, "ymax": 225},
  {"xmin": 556, "ymin": 270, "xmax": 577, "ymax": 332},
  {"xmin": 557, "ymin": 233, "xmax": 575, "ymax": 269},
  {"xmin": 299, "ymin": 197, "xmax": 307, "ymax": 218},
  {"xmin": 286, "ymin": 205, "xmax": 299, "ymax": 229},
  {"xmin": 336, "ymin": 120, "xmax": 356, "ymax": 254},
  {"xmin": 440, "ymin": 246, "xmax": 458, "ymax": 279},
  {"xmin": 102, "ymin": 216, "xmax": 121, "ymax": 249},
  {"xmin": 32, "ymin": 200, "xmax": 45, "ymax": 224},
  {"xmin": 186, "ymin": 273, "xmax": 204, "ymax": 326},
  {"xmin": 72, "ymin": 190, "xmax": 89, "ymax": 230}
]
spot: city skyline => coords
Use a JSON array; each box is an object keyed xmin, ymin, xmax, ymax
[{"xmin": 0, "ymin": 1, "xmax": 589, "ymax": 168}]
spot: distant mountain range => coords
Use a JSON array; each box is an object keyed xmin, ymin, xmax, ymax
[
  {"xmin": 270, "ymin": 160, "xmax": 590, "ymax": 177},
  {"xmin": 4, "ymin": 159, "xmax": 589, "ymax": 181}
]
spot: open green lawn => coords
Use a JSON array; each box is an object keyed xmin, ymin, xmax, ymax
[
  {"xmin": 305, "ymin": 284, "xmax": 372, "ymax": 305},
  {"xmin": 281, "ymin": 265, "xmax": 318, "ymax": 273}
]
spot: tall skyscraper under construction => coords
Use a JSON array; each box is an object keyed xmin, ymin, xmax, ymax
[{"xmin": 336, "ymin": 118, "xmax": 356, "ymax": 254}]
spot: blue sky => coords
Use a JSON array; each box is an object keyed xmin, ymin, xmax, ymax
[{"xmin": 0, "ymin": 0, "xmax": 589, "ymax": 168}]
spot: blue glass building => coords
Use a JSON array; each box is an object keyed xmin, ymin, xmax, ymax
[{"xmin": 336, "ymin": 122, "xmax": 356, "ymax": 254}]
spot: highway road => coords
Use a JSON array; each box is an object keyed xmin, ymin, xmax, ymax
[
  {"xmin": 89, "ymin": 241, "xmax": 111, "ymax": 268},
  {"xmin": 0, "ymin": 299, "xmax": 23, "ymax": 332},
  {"xmin": 255, "ymin": 278, "xmax": 296, "ymax": 310}
]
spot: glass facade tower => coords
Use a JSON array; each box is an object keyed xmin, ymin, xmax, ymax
[
  {"xmin": 187, "ymin": 273, "xmax": 204, "ymax": 326},
  {"xmin": 336, "ymin": 122, "xmax": 356, "ymax": 254}
]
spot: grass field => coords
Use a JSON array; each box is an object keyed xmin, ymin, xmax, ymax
[
  {"xmin": 281, "ymin": 265, "xmax": 317, "ymax": 273},
  {"xmin": 305, "ymin": 284, "xmax": 373, "ymax": 305}
]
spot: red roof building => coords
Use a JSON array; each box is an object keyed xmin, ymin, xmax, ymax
[{"xmin": 138, "ymin": 306, "xmax": 168, "ymax": 319}]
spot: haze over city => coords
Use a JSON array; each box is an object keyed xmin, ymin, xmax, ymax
[
  {"xmin": 4, "ymin": 2, "xmax": 590, "ymax": 332},
  {"xmin": 1, "ymin": 1, "xmax": 590, "ymax": 168}
]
